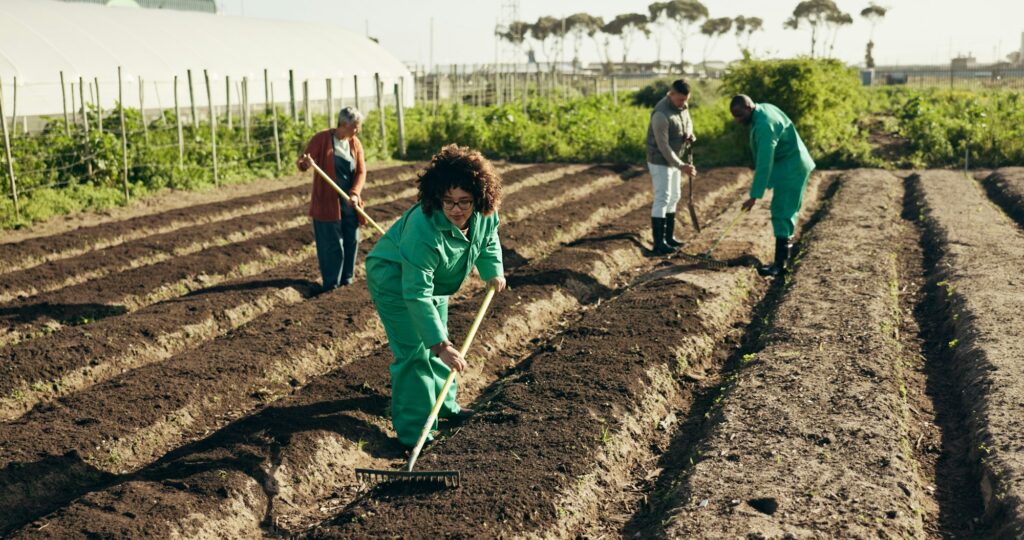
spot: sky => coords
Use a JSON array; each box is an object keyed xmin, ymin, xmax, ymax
[{"xmin": 217, "ymin": 0, "xmax": 1024, "ymax": 69}]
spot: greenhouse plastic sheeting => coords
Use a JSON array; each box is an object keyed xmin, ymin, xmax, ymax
[{"xmin": 0, "ymin": 0, "xmax": 414, "ymax": 117}]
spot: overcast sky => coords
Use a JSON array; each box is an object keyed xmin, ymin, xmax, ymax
[{"xmin": 218, "ymin": 0, "xmax": 1024, "ymax": 68}]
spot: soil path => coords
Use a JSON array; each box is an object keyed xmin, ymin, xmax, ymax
[
  {"xmin": 5, "ymin": 168, "xmax": 751, "ymax": 538},
  {"xmin": 980, "ymin": 167, "xmax": 1024, "ymax": 229},
  {"xmin": 0, "ymin": 164, "xmax": 629, "ymax": 533},
  {"xmin": 650, "ymin": 170, "xmax": 929, "ymax": 538},
  {"xmin": 0, "ymin": 163, "xmax": 425, "ymax": 274},
  {"xmin": 908, "ymin": 170, "xmax": 1024, "ymax": 538}
]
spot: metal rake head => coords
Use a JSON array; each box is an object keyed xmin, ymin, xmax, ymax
[
  {"xmin": 355, "ymin": 468, "xmax": 461, "ymax": 488},
  {"xmin": 675, "ymin": 251, "xmax": 729, "ymax": 269}
]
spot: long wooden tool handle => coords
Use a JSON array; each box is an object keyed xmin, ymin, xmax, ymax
[
  {"xmin": 405, "ymin": 285, "xmax": 497, "ymax": 473},
  {"xmin": 704, "ymin": 206, "xmax": 749, "ymax": 255},
  {"xmin": 307, "ymin": 158, "xmax": 387, "ymax": 236}
]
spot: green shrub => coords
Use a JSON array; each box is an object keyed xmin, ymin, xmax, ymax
[{"xmin": 722, "ymin": 58, "xmax": 872, "ymax": 167}]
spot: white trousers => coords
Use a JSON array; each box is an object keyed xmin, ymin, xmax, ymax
[{"xmin": 648, "ymin": 162, "xmax": 682, "ymax": 218}]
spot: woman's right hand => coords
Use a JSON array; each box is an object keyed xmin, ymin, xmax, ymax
[
  {"xmin": 432, "ymin": 341, "xmax": 467, "ymax": 373},
  {"xmin": 680, "ymin": 163, "xmax": 697, "ymax": 177},
  {"xmin": 297, "ymin": 153, "xmax": 312, "ymax": 171}
]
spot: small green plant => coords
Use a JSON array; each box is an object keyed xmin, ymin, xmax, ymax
[
  {"xmin": 948, "ymin": 339, "xmax": 959, "ymax": 349},
  {"xmin": 741, "ymin": 353, "xmax": 757, "ymax": 364},
  {"xmin": 600, "ymin": 425, "xmax": 612, "ymax": 446},
  {"xmin": 356, "ymin": 439, "xmax": 367, "ymax": 451}
]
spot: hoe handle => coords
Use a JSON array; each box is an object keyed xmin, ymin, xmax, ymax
[
  {"xmin": 308, "ymin": 159, "xmax": 387, "ymax": 236},
  {"xmin": 406, "ymin": 286, "xmax": 497, "ymax": 472},
  {"xmin": 704, "ymin": 206, "xmax": 749, "ymax": 256}
]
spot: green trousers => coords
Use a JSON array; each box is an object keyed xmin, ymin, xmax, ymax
[
  {"xmin": 769, "ymin": 173, "xmax": 810, "ymax": 238},
  {"xmin": 366, "ymin": 258, "xmax": 460, "ymax": 447}
]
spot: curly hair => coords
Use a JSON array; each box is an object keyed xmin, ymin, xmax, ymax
[{"xmin": 417, "ymin": 144, "xmax": 502, "ymax": 216}]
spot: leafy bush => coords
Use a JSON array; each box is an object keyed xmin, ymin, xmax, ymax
[{"xmin": 722, "ymin": 58, "xmax": 872, "ymax": 167}]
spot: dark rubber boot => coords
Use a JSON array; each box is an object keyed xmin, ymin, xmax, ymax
[
  {"xmin": 664, "ymin": 212, "xmax": 683, "ymax": 247},
  {"xmin": 757, "ymin": 237, "xmax": 792, "ymax": 277},
  {"xmin": 651, "ymin": 217, "xmax": 677, "ymax": 255}
]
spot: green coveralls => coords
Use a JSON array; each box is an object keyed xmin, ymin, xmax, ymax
[
  {"xmin": 365, "ymin": 203, "xmax": 503, "ymax": 447},
  {"xmin": 749, "ymin": 103, "xmax": 817, "ymax": 238}
]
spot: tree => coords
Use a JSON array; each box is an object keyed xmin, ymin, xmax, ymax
[
  {"xmin": 733, "ymin": 16, "xmax": 763, "ymax": 58},
  {"xmin": 530, "ymin": 16, "xmax": 567, "ymax": 72},
  {"xmin": 860, "ymin": 3, "xmax": 887, "ymax": 68},
  {"xmin": 699, "ymin": 17, "xmax": 733, "ymax": 70},
  {"xmin": 603, "ymin": 13, "xmax": 651, "ymax": 65},
  {"xmin": 824, "ymin": 9, "xmax": 853, "ymax": 58},
  {"xmin": 496, "ymin": 20, "xmax": 532, "ymax": 64},
  {"xmin": 649, "ymin": 0, "xmax": 709, "ymax": 71},
  {"xmin": 564, "ymin": 13, "xmax": 604, "ymax": 72},
  {"xmin": 784, "ymin": 0, "xmax": 841, "ymax": 58},
  {"xmin": 1008, "ymin": 51, "xmax": 1023, "ymax": 65}
]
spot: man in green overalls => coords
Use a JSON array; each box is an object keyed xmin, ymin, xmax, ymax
[
  {"xmin": 365, "ymin": 144, "xmax": 506, "ymax": 447},
  {"xmin": 731, "ymin": 94, "xmax": 816, "ymax": 277}
]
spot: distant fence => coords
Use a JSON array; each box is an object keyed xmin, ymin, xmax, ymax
[
  {"xmin": 410, "ymin": 66, "xmax": 673, "ymax": 109},
  {"xmin": 869, "ymin": 67, "xmax": 1024, "ymax": 90}
]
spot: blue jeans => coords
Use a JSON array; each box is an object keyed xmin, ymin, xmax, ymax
[{"xmin": 313, "ymin": 204, "xmax": 359, "ymax": 289}]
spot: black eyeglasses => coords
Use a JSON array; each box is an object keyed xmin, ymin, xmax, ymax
[{"xmin": 441, "ymin": 199, "xmax": 474, "ymax": 211}]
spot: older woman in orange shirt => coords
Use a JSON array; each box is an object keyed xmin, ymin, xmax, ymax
[{"xmin": 297, "ymin": 106, "xmax": 366, "ymax": 290}]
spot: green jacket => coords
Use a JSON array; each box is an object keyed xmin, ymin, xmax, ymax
[
  {"xmin": 367, "ymin": 203, "xmax": 503, "ymax": 347},
  {"xmin": 749, "ymin": 103, "xmax": 816, "ymax": 199}
]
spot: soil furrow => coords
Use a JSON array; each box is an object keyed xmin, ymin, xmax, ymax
[
  {"xmin": 631, "ymin": 170, "xmax": 929, "ymax": 538},
  {"xmin": 0, "ymin": 164, "xmax": 562, "ymax": 350},
  {"xmin": 896, "ymin": 173, "xmax": 987, "ymax": 538},
  {"xmin": 0, "ymin": 164, "xmax": 581, "ymax": 422},
  {"xmin": 0, "ymin": 163, "xmax": 428, "ymax": 304},
  {"xmin": 300, "ymin": 200, "xmax": 780, "ymax": 538},
  {"xmin": 0, "ymin": 163, "xmax": 424, "ymax": 275},
  {"xmin": 906, "ymin": 170, "xmax": 1024, "ymax": 538},
  {"xmin": 980, "ymin": 167, "xmax": 1024, "ymax": 230},
  {"xmin": 5, "ymin": 168, "xmax": 751, "ymax": 538},
  {"xmin": 0, "ymin": 163, "xmax": 638, "ymax": 533}
]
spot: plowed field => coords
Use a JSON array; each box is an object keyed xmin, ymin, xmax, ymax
[{"xmin": 2, "ymin": 165, "xmax": 1023, "ymax": 539}]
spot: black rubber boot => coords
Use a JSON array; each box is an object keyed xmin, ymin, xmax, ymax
[
  {"xmin": 757, "ymin": 237, "xmax": 792, "ymax": 277},
  {"xmin": 651, "ymin": 217, "xmax": 677, "ymax": 255},
  {"xmin": 664, "ymin": 212, "xmax": 683, "ymax": 247}
]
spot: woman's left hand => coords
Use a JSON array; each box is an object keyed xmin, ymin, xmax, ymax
[{"xmin": 487, "ymin": 276, "xmax": 506, "ymax": 293}]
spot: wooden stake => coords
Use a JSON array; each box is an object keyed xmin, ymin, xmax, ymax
[
  {"xmin": 0, "ymin": 78, "xmax": 19, "ymax": 218},
  {"xmin": 174, "ymin": 75, "xmax": 184, "ymax": 169},
  {"xmin": 60, "ymin": 71, "xmax": 70, "ymax": 136},
  {"xmin": 70, "ymin": 81, "xmax": 77, "ymax": 126},
  {"xmin": 611, "ymin": 76, "xmax": 618, "ymax": 105},
  {"xmin": 79, "ymin": 77, "xmax": 89, "ymax": 135},
  {"xmin": 263, "ymin": 68, "xmax": 270, "ymax": 114},
  {"xmin": 139, "ymin": 76, "xmax": 148, "ymax": 144},
  {"xmin": 242, "ymin": 77, "xmax": 251, "ymax": 151},
  {"xmin": 117, "ymin": 66, "xmax": 129, "ymax": 201},
  {"xmin": 270, "ymin": 83, "xmax": 281, "ymax": 174},
  {"xmin": 326, "ymin": 78, "xmax": 333, "ymax": 130},
  {"xmin": 225, "ymin": 75, "xmax": 232, "ymax": 130},
  {"xmin": 187, "ymin": 69, "xmax": 197, "ymax": 128},
  {"xmin": 93, "ymin": 77, "xmax": 103, "ymax": 134},
  {"xmin": 303, "ymin": 79, "xmax": 310, "ymax": 127},
  {"xmin": 374, "ymin": 73, "xmax": 386, "ymax": 153},
  {"xmin": 353, "ymin": 74, "xmax": 359, "ymax": 110},
  {"xmin": 10, "ymin": 76, "xmax": 17, "ymax": 136},
  {"xmin": 204, "ymin": 69, "xmax": 218, "ymax": 186},
  {"xmin": 289, "ymin": 69, "xmax": 297, "ymax": 122},
  {"xmin": 395, "ymin": 80, "xmax": 406, "ymax": 158}
]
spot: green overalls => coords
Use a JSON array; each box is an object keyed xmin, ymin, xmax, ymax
[
  {"xmin": 749, "ymin": 103, "xmax": 817, "ymax": 238},
  {"xmin": 365, "ymin": 203, "xmax": 503, "ymax": 447}
]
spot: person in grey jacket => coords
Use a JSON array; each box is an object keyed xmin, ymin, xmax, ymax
[{"xmin": 645, "ymin": 79, "xmax": 698, "ymax": 255}]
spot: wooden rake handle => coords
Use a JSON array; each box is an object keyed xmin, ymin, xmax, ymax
[
  {"xmin": 307, "ymin": 159, "xmax": 387, "ymax": 236},
  {"xmin": 405, "ymin": 285, "xmax": 497, "ymax": 473}
]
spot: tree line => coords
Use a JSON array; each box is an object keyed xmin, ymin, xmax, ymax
[{"xmin": 496, "ymin": 0, "xmax": 889, "ymax": 72}]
